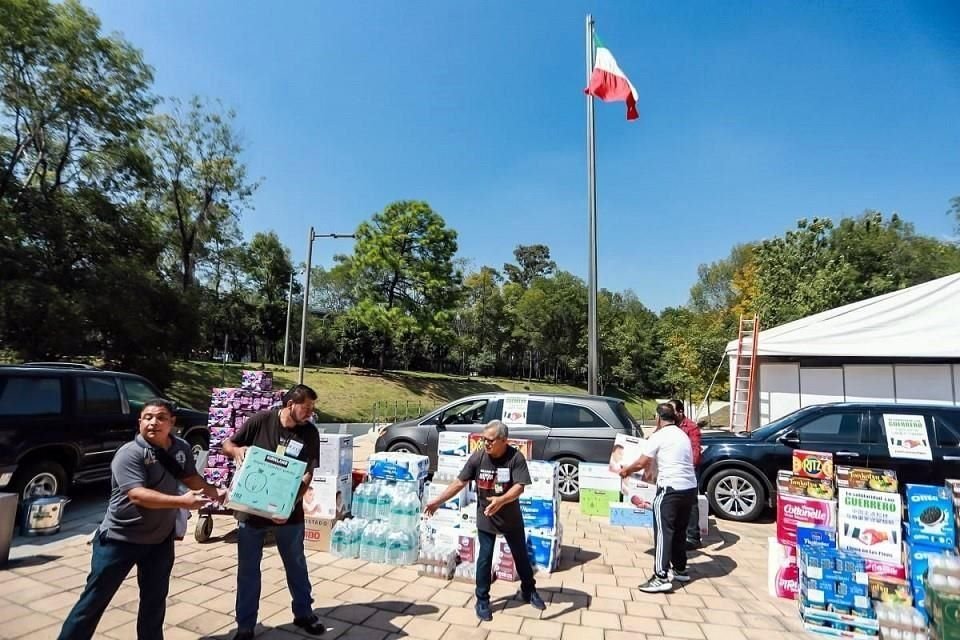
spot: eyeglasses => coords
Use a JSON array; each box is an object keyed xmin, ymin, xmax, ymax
[{"xmin": 482, "ymin": 437, "xmax": 500, "ymax": 447}]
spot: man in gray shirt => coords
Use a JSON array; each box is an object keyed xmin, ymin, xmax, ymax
[{"xmin": 57, "ymin": 398, "xmax": 225, "ymax": 640}]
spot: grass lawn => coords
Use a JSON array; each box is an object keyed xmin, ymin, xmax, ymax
[{"xmin": 168, "ymin": 360, "xmax": 654, "ymax": 424}]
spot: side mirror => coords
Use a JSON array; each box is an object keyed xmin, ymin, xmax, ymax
[{"xmin": 779, "ymin": 432, "xmax": 801, "ymax": 447}]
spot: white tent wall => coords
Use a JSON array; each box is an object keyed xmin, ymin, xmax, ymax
[{"xmin": 733, "ymin": 360, "xmax": 960, "ymax": 427}]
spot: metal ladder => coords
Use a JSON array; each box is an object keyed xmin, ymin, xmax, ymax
[{"xmin": 730, "ymin": 314, "xmax": 760, "ymax": 432}]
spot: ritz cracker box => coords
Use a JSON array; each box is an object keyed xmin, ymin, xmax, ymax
[{"xmin": 792, "ymin": 449, "xmax": 834, "ymax": 480}]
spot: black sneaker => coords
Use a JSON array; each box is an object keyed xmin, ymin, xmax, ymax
[
  {"xmin": 475, "ymin": 599, "xmax": 493, "ymax": 622},
  {"xmin": 671, "ymin": 569, "xmax": 691, "ymax": 583},
  {"xmin": 521, "ymin": 591, "xmax": 546, "ymax": 610},
  {"xmin": 638, "ymin": 575, "xmax": 674, "ymax": 593},
  {"xmin": 686, "ymin": 539, "xmax": 702, "ymax": 551},
  {"xmin": 293, "ymin": 615, "xmax": 326, "ymax": 635}
]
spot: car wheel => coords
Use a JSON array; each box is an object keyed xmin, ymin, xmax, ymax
[
  {"xmin": 706, "ymin": 468, "xmax": 765, "ymax": 522},
  {"xmin": 554, "ymin": 457, "xmax": 580, "ymax": 502},
  {"xmin": 14, "ymin": 461, "xmax": 69, "ymax": 501},
  {"xmin": 388, "ymin": 441, "xmax": 422, "ymax": 455}
]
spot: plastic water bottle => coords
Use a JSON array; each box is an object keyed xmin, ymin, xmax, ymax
[
  {"xmin": 347, "ymin": 519, "xmax": 362, "ymax": 558},
  {"xmin": 385, "ymin": 531, "xmax": 404, "ymax": 565},
  {"xmin": 360, "ymin": 523, "xmax": 376, "ymax": 561},
  {"xmin": 351, "ymin": 484, "xmax": 365, "ymax": 519},
  {"xmin": 373, "ymin": 523, "xmax": 389, "ymax": 564},
  {"xmin": 375, "ymin": 485, "xmax": 392, "ymax": 521},
  {"xmin": 330, "ymin": 521, "xmax": 346, "ymax": 557}
]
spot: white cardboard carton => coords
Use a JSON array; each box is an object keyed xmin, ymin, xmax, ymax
[
  {"xmin": 317, "ymin": 434, "xmax": 354, "ymax": 476},
  {"xmin": 304, "ymin": 473, "xmax": 352, "ymax": 520}
]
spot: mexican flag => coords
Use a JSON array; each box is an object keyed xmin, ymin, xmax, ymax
[{"xmin": 584, "ymin": 35, "xmax": 639, "ymax": 121}]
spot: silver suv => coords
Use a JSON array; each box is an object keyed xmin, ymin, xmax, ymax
[{"xmin": 373, "ymin": 392, "xmax": 639, "ymax": 500}]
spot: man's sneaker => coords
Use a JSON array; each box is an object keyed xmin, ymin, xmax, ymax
[
  {"xmin": 293, "ymin": 615, "xmax": 326, "ymax": 636},
  {"xmin": 521, "ymin": 591, "xmax": 546, "ymax": 610},
  {"xmin": 686, "ymin": 539, "xmax": 702, "ymax": 551},
  {"xmin": 475, "ymin": 600, "xmax": 493, "ymax": 622},
  {"xmin": 638, "ymin": 575, "xmax": 674, "ymax": 593},
  {"xmin": 670, "ymin": 569, "xmax": 691, "ymax": 583}
]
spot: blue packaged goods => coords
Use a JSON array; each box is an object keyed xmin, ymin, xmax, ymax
[
  {"xmin": 519, "ymin": 496, "xmax": 558, "ymax": 531},
  {"xmin": 225, "ymin": 446, "xmax": 308, "ymax": 520},
  {"xmin": 367, "ymin": 452, "xmax": 429, "ymax": 481},
  {"xmin": 525, "ymin": 528, "xmax": 561, "ymax": 572},
  {"xmin": 905, "ymin": 484, "xmax": 956, "ymax": 549},
  {"xmin": 904, "ymin": 541, "xmax": 954, "ymax": 619},
  {"xmin": 609, "ymin": 503, "xmax": 654, "ymax": 528},
  {"xmin": 797, "ymin": 526, "xmax": 839, "ymax": 550}
]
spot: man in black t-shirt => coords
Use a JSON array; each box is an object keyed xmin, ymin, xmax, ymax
[
  {"xmin": 223, "ymin": 385, "xmax": 325, "ymax": 639},
  {"xmin": 425, "ymin": 420, "xmax": 546, "ymax": 622}
]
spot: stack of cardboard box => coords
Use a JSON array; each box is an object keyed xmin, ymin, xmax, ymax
[
  {"xmin": 303, "ymin": 434, "xmax": 354, "ymax": 550},
  {"xmin": 203, "ymin": 372, "xmax": 284, "ymax": 499}
]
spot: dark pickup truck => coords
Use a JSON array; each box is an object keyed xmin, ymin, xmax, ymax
[{"xmin": 0, "ymin": 364, "xmax": 208, "ymax": 500}]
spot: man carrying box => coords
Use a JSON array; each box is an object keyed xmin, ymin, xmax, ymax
[
  {"xmin": 619, "ymin": 403, "xmax": 698, "ymax": 593},
  {"xmin": 223, "ymin": 385, "xmax": 324, "ymax": 639},
  {"xmin": 425, "ymin": 420, "xmax": 546, "ymax": 622}
]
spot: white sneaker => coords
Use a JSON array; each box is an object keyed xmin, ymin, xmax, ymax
[{"xmin": 670, "ymin": 569, "xmax": 691, "ymax": 583}]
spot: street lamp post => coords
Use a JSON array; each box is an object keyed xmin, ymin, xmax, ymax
[
  {"xmin": 282, "ymin": 269, "xmax": 297, "ymax": 367},
  {"xmin": 298, "ymin": 226, "xmax": 356, "ymax": 384}
]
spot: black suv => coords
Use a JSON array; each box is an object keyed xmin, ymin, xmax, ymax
[
  {"xmin": 699, "ymin": 402, "xmax": 960, "ymax": 522},
  {"xmin": 0, "ymin": 364, "xmax": 209, "ymax": 500},
  {"xmin": 374, "ymin": 392, "xmax": 639, "ymax": 501}
]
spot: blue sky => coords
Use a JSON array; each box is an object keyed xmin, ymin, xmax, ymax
[{"xmin": 86, "ymin": 1, "xmax": 960, "ymax": 310}]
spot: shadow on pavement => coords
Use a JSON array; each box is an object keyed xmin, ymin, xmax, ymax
[
  {"xmin": 497, "ymin": 587, "xmax": 592, "ymax": 622},
  {"xmin": 2, "ymin": 553, "xmax": 63, "ymax": 570},
  {"xmin": 198, "ymin": 602, "xmax": 441, "ymax": 639}
]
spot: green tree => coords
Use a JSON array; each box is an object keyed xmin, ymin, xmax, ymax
[
  {"xmin": 242, "ymin": 231, "xmax": 295, "ymax": 362},
  {"xmin": 144, "ymin": 96, "xmax": 258, "ymax": 292},
  {"xmin": 503, "ymin": 244, "xmax": 556, "ymax": 288},
  {"xmin": 349, "ymin": 201, "xmax": 461, "ymax": 370},
  {"xmin": 0, "ymin": 0, "xmax": 155, "ymax": 201}
]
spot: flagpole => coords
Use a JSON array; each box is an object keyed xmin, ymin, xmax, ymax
[{"xmin": 585, "ymin": 14, "xmax": 600, "ymax": 396}]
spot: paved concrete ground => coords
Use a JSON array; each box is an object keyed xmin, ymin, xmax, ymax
[{"xmin": 0, "ymin": 435, "xmax": 809, "ymax": 640}]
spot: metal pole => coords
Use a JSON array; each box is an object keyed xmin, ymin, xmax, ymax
[
  {"xmin": 282, "ymin": 270, "xmax": 294, "ymax": 367},
  {"xmin": 585, "ymin": 14, "xmax": 599, "ymax": 396},
  {"xmin": 298, "ymin": 227, "xmax": 315, "ymax": 384}
]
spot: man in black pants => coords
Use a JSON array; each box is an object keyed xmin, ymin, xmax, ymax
[
  {"xmin": 620, "ymin": 403, "xmax": 698, "ymax": 593},
  {"xmin": 425, "ymin": 420, "xmax": 546, "ymax": 621}
]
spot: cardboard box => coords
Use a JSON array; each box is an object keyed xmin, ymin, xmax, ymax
[
  {"xmin": 303, "ymin": 516, "xmax": 336, "ymax": 551},
  {"xmin": 697, "ymin": 494, "xmax": 709, "ymax": 539},
  {"xmin": 580, "ymin": 489, "xmax": 620, "ymax": 517},
  {"xmin": 927, "ymin": 586, "xmax": 960, "ymax": 640},
  {"xmin": 525, "ymin": 528, "xmax": 561, "ymax": 573},
  {"xmin": 905, "ymin": 484, "xmax": 956, "ymax": 549},
  {"xmin": 241, "ymin": 370, "xmax": 273, "ymax": 391},
  {"xmin": 458, "ymin": 534, "xmax": 477, "ymax": 563},
  {"xmin": 426, "ymin": 480, "xmax": 468, "ymax": 511},
  {"xmin": 608, "ymin": 433, "xmax": 646, "ymax": 475},
  {"xmin": 868, "ymin": 575, "xmax": 912, "ymax": 605},
  {"xmin": 467, "ymin": 434, "xmax": 532, "ymax": 459},
  {"xmin": 225, "ymin": 446, "xmax": 308, "ymax": 520},
  {"xmin": 437, "ymin": 455, "xmax": 468, "ymax": 477},
  {"xmin": 777, "ymin": 470, "xmax": 836, "ymax": 500},
  {"xmin": 304, "ymin": 474, "xmax": 352, "ymax": 520},
  {"xmin": 526, "ymin": 460, "xmax": 560, "ymax": 499},
  {"xmin": 905, "ymin": 541, "xmax": 954, "ymax": 618},
  {"xmin": 768, "ymin": 537, "xmax": 799, "ymax": 600},
  {"xmin": 519, "ymin": 496, "xmax": 558, "ymax": 531},
  {"xmin": 317, "ymin": 434, "xmax": 354, "ymax": 477},
  {"xmin": 579, "ymin": 462, "xmax": 622, "ymax": 492},
  {"xmin": 776, "ymin": 493, "xmax": 837, "ymax": 546},
  {"xmin": 609, "ymin": 503, "xmax": 653, "ymax": 528},
  {"xmin": 838, "ymin": 488, "xmax": 903, "ymax": 565},
  {"xmin": 797, "ymin": 525, "xmax": 838, "ymax": 550},
  {"xmin": 437, "ymin": 431, "xmax": 470, "ymax": 457},
  {"xmin": 367, "ymin": 452, "xmax": 429, "ymax": 481},
  {"xmin": 836, "ymin": 466, "xmax": 899, "ymax": 493},
  {"xmin": 621, "ymin": 476, "xmax": 657, "ymax": 509},
  {"xmin": 792, "ymin": 449, "xmax": 834, "ymax": 480}
]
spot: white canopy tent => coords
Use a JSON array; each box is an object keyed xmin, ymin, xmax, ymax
[{"xmin": 724, "ymin": 272, "xmax": 960, "ymax": 427}]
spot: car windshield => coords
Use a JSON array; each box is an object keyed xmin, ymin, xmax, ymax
[{"xmin": 748, "ymin": 405, "xmax": 823, "ymax": 439}]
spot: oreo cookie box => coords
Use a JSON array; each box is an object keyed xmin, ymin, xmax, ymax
[{"xmin": 906, "ymin": 484, "xmax": 956, "ymax": 549}]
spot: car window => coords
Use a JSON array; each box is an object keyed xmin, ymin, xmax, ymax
[
  {"xmin": 550, "ymin": 403, "xmax": 609, "ymax": 429},
  {"xmin": 934, "ymin": 413, "xmax": 960, "ymax": 449},
  {"xmin": 439, "ymin": 399, "xmax": 489, "ymax": 425},
  {"xmin": 795, "ymin": 412, "xmax": 862, "ymax": 444},
  {"xmin": 0, "ymin": 377, "xmax": 62, "ymax": 416},
  {"xmin": 81, "ymin": 377, "xmax": 122, "ymax": 415},
  {"xmin": 121, "ymin": 378, "xmax": 160, "ymax": 412},
  {"xmin": 865, "ymin": 412, "xmax": 932, "ymax": 448},
  {"xmin": 610, "ymin": 401, "xmax": 638, "ymax": 433}
]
